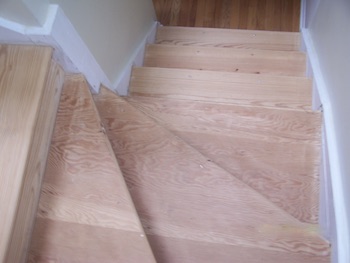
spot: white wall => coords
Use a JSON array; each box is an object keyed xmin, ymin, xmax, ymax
[
  {"xmin": 0, "ymin": 0, "xmax": 49, "ymax": 26},
  {"xmin": 50, "ymin": 0, "xmax": 156, "ymax": 88},
  {"xmin": 302, "ymin": 0, "xmax": 350, "ymax": 262}
]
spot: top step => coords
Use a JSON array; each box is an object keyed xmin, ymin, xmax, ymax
[{"xmin": 156, "ymin": 26, "xmax": 301, "ymax": 51}]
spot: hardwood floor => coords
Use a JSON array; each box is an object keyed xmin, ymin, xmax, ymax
[{"xmin": 152, "ymin": 0, "xmax": 301, "ymax": 32}]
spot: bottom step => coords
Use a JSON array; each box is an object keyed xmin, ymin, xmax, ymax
[{"xmin": 28, "ymin": 75, "xmax": 155, "ymax": 262}]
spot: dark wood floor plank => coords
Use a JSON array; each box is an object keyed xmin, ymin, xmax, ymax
[{"xmin": 153, "ymin": 0, "xmax": 300, "ymax": 32}]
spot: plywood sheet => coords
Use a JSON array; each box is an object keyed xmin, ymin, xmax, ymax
[
  {"xmin": 0, "ymin": 45, "xmax": 52, "ymax": 263},
  {"xmin": 94, "ymin": 87, "xmax": 330, "ymax": 259},
  {"xmin": 130, "ymin": 67, "xmax": 312, "ymax": 110},
  {"xmin": 156, "ymin": 26, "xmax": 300, "ymax": 51},
  {"xmin": 29, "ymin": 75, "xmax": 156, "ymax": 262},
  {"xmin": 127, "ymin": 96, "xmax": 322, "ymax": 223},
  {"xmin": 144, "ymin": 45, "xmax": 306, "ymax": 77}
]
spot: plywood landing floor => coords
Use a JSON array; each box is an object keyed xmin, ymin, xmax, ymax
[
  {"xmin": 94, "ymin": 87, "xmax": 330, "ymax": 263},
  {"xmin": 152, "ymin": 0, "xmax": 301, "ymax": 32},
  {"xmin": 28, "ymin": 75, "xmax": 156, "ymax": 263}
]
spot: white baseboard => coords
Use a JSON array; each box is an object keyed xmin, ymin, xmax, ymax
[
  {"xmin": 0, "ymin": 4, "xmax": 111, "ymax": 92},
  {"xmin": 301, "ymin": 28, "xmax": 350, "ymax": 263},
  {"xmin": 113, "ymin": 21, "xmax": 159, "ymax": 96}
]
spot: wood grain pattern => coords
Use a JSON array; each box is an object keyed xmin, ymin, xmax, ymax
[
  {"xmin": 130, "ymin": 67, "xmax": 312, "ymax": 110},
  {"xmin": 148, "ymin": 234, "xmax": 330, "ymax": 263},
  {"xmin": 29, "ymin": 75, "xmax": 156, "ymax": 262},
  {"xmin": 29, "ymin": 218, "xmax": 155, "ymax": 263},
  {"xmin": 156, "ymin": 26, "xmax": 300, "ymax": 51},
  {"xmin": 6, "ymin": 60, "xmax": 65, "ymax": 263},
  {"xmin": 94, "ymin": 87, "xmax": 330, "ymax": 259},
  {"xmin": 152, "ymin": 0, "xmax": 301, "ymax": 32},
  {"xmin": 127, "ymin": 96, "xmax": 322, "ymax": 223},
  {"xmin": 0, "ymin": 45, "xmax": 52, "ymax": 263},
  {"xmin": 144, "ymin": 44, "xmax": 306, "ymax": 77}
]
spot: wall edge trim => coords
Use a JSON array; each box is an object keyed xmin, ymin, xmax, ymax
[
  {"xmin": 0, "ymin": 4, "xmax": 112, "ymax": 92},
  {"xmin": 301, "ymin": 28, "xmax": 350, "ymax": 263},
  {"xmin": 113, "ymin": 21, "xmax": 159, "ymax": 96}
]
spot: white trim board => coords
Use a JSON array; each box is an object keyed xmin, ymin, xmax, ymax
[
  {"xmin": 0, "ymin": 4, "xmax": 111, "ymax": 92},
  {"xmin": 113, "ymin": 21, "xmax": 159, "ymax": 96},
  {"xmin": 302, "ymin": 28, "xmax": 350, "ymax": 263}
]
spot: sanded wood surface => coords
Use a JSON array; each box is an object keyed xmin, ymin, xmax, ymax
[
  {"xmin": 0, "ymin": 45, "xmax": 53, "ymax": 263},
  {"xmin": 156, "ymin": 26, "xmax": 300, "ymax": 51},
  {"xmin": 29, "ymin": 75, "xmax": 156, "ymax": 263},
  {"xmin": 144, "ymin": 44, "xmax": 306, "ymax": 77},
  {"xmin": 130, "ymin": 67, "xmax": 312, "ymax": 110},
  {"xmin": 147, "ymin": 235, "xmax": 329, "ymax": 263},
  {"xmin": 6, "ymin": 60, "xmax": 65, "ymax": 263},
  {"xmin": 153, "ymin": 0, "xmax": 301, "ymax": 32},
  {"xmin": 94, "ymin": 87, "xmax": 330, "ymax": 261},
  {"xmin": 127, "ymin": 96, "xmax": 322, "ymax": 223}
]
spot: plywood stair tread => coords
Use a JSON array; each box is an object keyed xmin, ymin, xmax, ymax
[
  {"xmin": 156, "ymin": 26, "xmax": 301, "ymax": 51},
  {"xmin": 0, "ymin": 45, "xmax": 65, "ymax": 263},
  {"xmin": 29, "ymin": 75, "xmax": 156, "ymax": 263},
  {"xmin": 130, "ymin": 67, "xmax": 312, "ymax": 111},
  {"xmin": 127, "ymin": 96, "xmax": 322, "ymax": 223},
  {"xmin": 144, "ymin": 44, "xmax": 306, "ymax": 77},
  {"xmin": 94, "ymin": 87, "xmax": 330, "ymax": 262}
]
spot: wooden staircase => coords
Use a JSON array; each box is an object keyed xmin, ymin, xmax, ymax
[
  {"xmin": 0, "ymin": 26, "xmax": 331, "ymax": 262},
  {"xmin": 94, "ymin": 26, "xmax": 330, "ymax": 262}
]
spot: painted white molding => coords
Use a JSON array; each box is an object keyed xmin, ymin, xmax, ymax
[
  {"xmin": 300, "ymin": 0, "xmax": 307, "ymax": 30},
  {"xmin": 0, "ymin": 4, "xmax": 112, "ymax": 92},
  {"xmin": 302, "ymin": 28, "xmax": 350, "ymax": 263},
  {"xmin": 113, "ymin": 21, "xmax": 159, "ymax": 96}
]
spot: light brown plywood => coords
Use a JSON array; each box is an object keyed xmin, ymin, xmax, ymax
[
  {"xmin": 130, "ymin": 67, "xmax": 312, "ymax": 110},
  {"xmin": 144, "ymin": 44, "xmax": 306, "ymax": 77},
  {"xmin": 6, "ymin": 60, "xmax": 65, "ymax": 263},
  {"xmin": 0, "ymin": 45, "xmax": 52, "ymax": 263},
  {"xmin": 148, "ymin": 235, "xmax": 330, "ymax": 263},
  {"xmin": 29, "ymin": 75, "xmax": 156, "ymax": 262},
  {"xmin": 29, "ymin": 218, "xmax": 155, "ymax": 263},
  {"xmin": 127, "ymin": 96, "xmax": 322, "ymax": 223},
  {"xmin": 94, "ymin": 87, "xmax": 330, "ymax": 259},
  {"xmin": 156, "ymin": 26, "xmax": 300, "ymax": 51}
]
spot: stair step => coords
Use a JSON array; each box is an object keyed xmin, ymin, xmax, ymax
[
  {"xmin": 130, "ymin": 67, "xmax": 312, "ymax": 111},
  {"xmin": 156, "ymin": 26, "xmax": 301, "ymax": 51},
  {"xmin": 144, "ymin": 44, "xmax": 306, "ymax": 77},
  {"xmin": 29, "ymin": 75, "xmax": 156, "ymax": 262},
  {"xmin": 0, "ymin": 45, "xmax": 63, "ymax": 263},
  {"xmin": 94, "ymin": 87, "xmax": 330, "ymax": 262},
  {"xmin": 127, "ymin": 96, "xmax": 322, "ymax": 223},
  {"xmin": 148, "ymin": 235, "xmax": 329, "ymax": 263}
]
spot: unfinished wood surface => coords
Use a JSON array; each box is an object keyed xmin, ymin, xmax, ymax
[
  {"xmin": 29, "ymin": 75, "xmax": 156, "ymax": 263},
  {"xmin": 29, "ymin": 218, "xmax": 154, "ymax": 263},
  {"xmin": 156, "ymin": 26, "xmax": 300, "ymax": 51},
  {"xmin": 127, "ymin": 96, "xmax": 322, "ymax": 223},
  {"xmin": 130, "ymin": 67, "xmax": 312, "ymax": 110},
  {"xmin": 0, "ymin": 45, "xmax": 53, "ymax": 263},
  {"xmin": 144, "ymin": 44, "xmax": 306, "ymax": 77},
  {"xmin": 152, "ymin": 0, "xmax": 301, "ymax": 32},
  {"xmin": 94, "ymin": 87, "xmax": 330, "ymax": 260},
  {"xmin": 6, "ymin": 60, "xmax": 65, "ymax": 263},
  {"xmin": 147, "ymin": 235, "xmax": 329, "ymax": 263}
]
